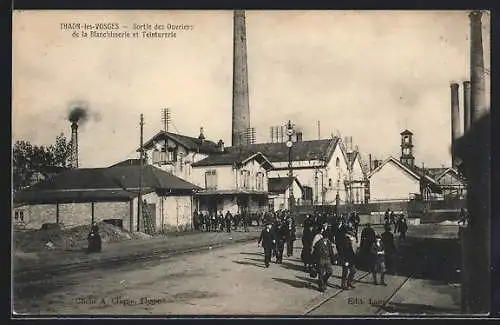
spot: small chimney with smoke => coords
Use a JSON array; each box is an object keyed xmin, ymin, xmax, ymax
[
  {"xmin": 67, "ymin": 105, "xmax": 89, "ymax": 169},
  {"xmin": 70, "ymin": 122, "xmax": 78, "ymax": 168}
]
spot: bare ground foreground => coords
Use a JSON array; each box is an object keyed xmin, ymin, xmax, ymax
[{"xmin": 13, "ymin": 224, "xmax": 462, "ymax": 316}]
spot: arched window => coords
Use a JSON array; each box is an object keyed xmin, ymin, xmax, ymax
[{"xmin": 336, "ymin": 157, "xmax": 340, "ymax": 167}]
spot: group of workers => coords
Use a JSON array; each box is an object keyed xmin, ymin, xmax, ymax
[
  {"xmin": 258, "ymin": 210, "xmax": 409, "ymax": 292},
  {"xmin": 192, "ymin": 210, "xmax": 250, "ymax": 233}
]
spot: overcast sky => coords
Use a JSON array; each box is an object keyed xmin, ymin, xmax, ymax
[{"xmin": 12, "ymin": 10, "xmax": 491, "ymax": 168}]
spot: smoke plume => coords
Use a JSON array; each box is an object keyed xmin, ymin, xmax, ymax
[{"xmin": 67, "ymin": 100, "xmax": 101, "ymax": 125}]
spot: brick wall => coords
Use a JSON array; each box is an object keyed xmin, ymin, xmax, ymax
[
  {"xmin": 59, "ymin": 203, "xmax": 92, "ymax": 227},
  {"xmin": 13, "ymin": 204, "xmax": 57, "ymax": 229},
  {"xmin": 94, "ymin": 202, "xmax": 130, "ymax": 223},
  {"xmin": 13, "ymin": 200, "xmax": 131, "ymax": 230}
]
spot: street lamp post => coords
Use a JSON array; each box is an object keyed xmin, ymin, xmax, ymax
[{"xmin": 285, "ymin": 120, "xmax": 294, "ymax": 212}]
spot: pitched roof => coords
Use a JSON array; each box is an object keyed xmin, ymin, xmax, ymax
[
  {"xmin": 14, "ymin": 165, "xmax": 201, "ymax": 204},
  {"xmin": 191, "ymin": 151, "xmax": 273, "ymax": 169},
  {"xmin": 192, "ymin": 138, "xmax": 339, "ymax": 167},
  {"xmin": 400, "ymin": 129, "xmax": 413, "ymax": 135},
  {"xmin": 109, "ymin": 158, "xmax": 146, "ymax": 167},
  {"xmin": 140, "ymin": 131, "xmax": 219, "ymax": 154},
  {"xmin": 268, "ymin": 177, "xmax": 302, "ymax": 194},
  {"xmin": 367, "ymin": 156, "xmax": 439, "ymax": 185}
]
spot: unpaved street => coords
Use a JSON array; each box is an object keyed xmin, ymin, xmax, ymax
[
  {"xmin": 15, "ymin": 239, "xmax": 370, "ymax": 315},
  {"xmin": 14, "ymin": 225, "xmax": 462, "ymax": 316}
]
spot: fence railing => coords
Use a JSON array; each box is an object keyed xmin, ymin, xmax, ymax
[{"xmin": 295, "ymin": 198, "xmax": 467, "ymax": 216}]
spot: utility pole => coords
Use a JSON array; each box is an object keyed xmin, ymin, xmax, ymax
[{"xmin": 138, "ymin": 114, "xmax": 144, "ymax": 232}]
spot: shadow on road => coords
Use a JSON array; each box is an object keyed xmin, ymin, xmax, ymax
[
  {"xmin": 233, "ymin": 260, "xmax": 265, "ymax": 268},
  {"xmin": 272, "ymin": 277, "xmax": 317, "ymax": 291},
  {"xmin": 295, "ymin": 275, "xmax": 342, "ymax": 290},
  {"xmin": 239, "ymin": 252, "xmax": 262, "ymax": 257},
  {"xmin": 280, "ymin": 261, "xmax": 305, "ymax": 272},
  {"xmin": 379, "ymin": 301, "xmax": 460, "ymax": 314}
]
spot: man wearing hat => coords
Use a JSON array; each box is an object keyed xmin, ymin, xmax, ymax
[
  {"xmin": 258, "ymin": 222, "xmax": 275, "ymax": 268},
  {"xmin": 371, "ymin": 234, "xmax": 387, "ymax": 285},
  {"xmin": 301, "ymin": 218, "xmax": 314, "ymax": 270},
  {"xmin": 274, "ymin": 218, "xmax": 287, "ymax": 264},
  {"xmin": 285, "ymin": 215, "xmax": 296, "ymax": 257},
  {"xmin": 336, "ymin": 227, "xmax": 357, "ymax": 290},
  {"xmin": 311, "ymin": 233, "xmax": 336, "ymax": 292}
]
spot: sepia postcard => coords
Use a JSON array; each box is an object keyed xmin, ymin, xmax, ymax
[{"xmin": 12, "ymin": 10, "xmax": 491, "ymax": 317}]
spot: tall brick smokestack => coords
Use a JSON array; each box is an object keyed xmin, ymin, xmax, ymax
[
  {"xmin": 463, "ymin": 80, "xmax": 472, "ymax": 133},
  {"xmin": 71, "ymin": 122, "xmax": 78, "ymax": 168},
  {"xmin": 450, "ymin": 83, "xmax": 460, "ymax": 168},
  {"xmin": 67, "ymin": 105, "xmax": 88, "ymax": 169},
  {"xmin": 469, "ymin": 11, "xmax": 488, "ymax": 122},
  {"xmin": 232, "ymin": 10, "xmax": 250, "ymax": 147}
]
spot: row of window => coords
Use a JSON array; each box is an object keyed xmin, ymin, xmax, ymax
[
  {"xmin": 152, "ymin": 149, "xmax": 181, "ymax": 164},
  {"xmin": 205, "ymin": 170, "xmax": 265, "ymax": 191}
]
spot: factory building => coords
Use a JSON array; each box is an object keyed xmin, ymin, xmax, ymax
[{"xmin": 13, "ymin": 165, "xmax": 200, "ymax": 232}]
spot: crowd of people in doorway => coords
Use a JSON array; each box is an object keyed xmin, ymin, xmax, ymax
[
  {"xmin": 257, "ymin": 209, "xmax": 410, "ymax": 292},
  {"xmin": 192, "ymin": 210, "xmax": 252, "ymax": 233}
]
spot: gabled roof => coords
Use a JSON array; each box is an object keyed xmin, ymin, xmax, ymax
[
  {"xmin": 109, "ymin": 158, "xmax": 146, "ymax": 167},
  {"xmin": 193, "ymin": 138, "xmax": 339, "ymax": 167},
  {"xmin": 400, "ymin": 129, "xmax": 413, "ymax": 136},
  {"xmin": 268, "ymin": 177, "xmax": 303, "ymax": 194},
  {"xmin": 191, "ymin": 151, "xmax": 274, "ymax": 170},
  {"xmin": 14, "ymin": 165, "xmax": 201, "ymax": 204},
  {"xmin": 432, "ymin": 167, "xmax": 467, "ymax": 183},
  {"xmin": 367, "ymin": 156, "xmax": 439, "ymax": 186},
  {"xmin": 140, "ymin": 130, "xmax": 219, "ymax": 154}
]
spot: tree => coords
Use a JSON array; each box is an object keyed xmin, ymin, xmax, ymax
[{"xmin": 12, "ymin": 134, "xmax": 72, "ymax": 192}]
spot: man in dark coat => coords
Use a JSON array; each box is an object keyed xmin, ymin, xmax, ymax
[
  {"xmin": 359, "ymin": 223, "xmax": 377, "ymax": 269},
  {"xmin": 225, "ymin": 211, "xmax": 232, "ymax": 233},
  {"xmin": 337, "ymin": 228, "xmax": 357, "ymax": 290},
  {"xmin": 193, "ymin": 210, "xmax": 200, "ymax": 231},
  {"xmin": 360, "ymin": 223, "xmax": 376, "ymax": 252},
  {"xmin": 242, "ymin": 211, "xmax": 249, "ymax": 232},
  {"xmin": 312, "ymin": 235, "xmax": 336, "ymax": 292},
  {"xmin": 384, "ymin": 209, "xmax": 391, "ymax": 231},
  {"xmin": 258, "ymin": 223, "xmax": 275, "ymax": 268},
  {"xmin": 218, "ymin": 211, "xmax": 224, "ymax": 232},
  {"xmin": 273, "ymin": 219, "xmax": 287, "ymax": 263},
  {"xmin": 301, "ymin": 222, "xmax": 314, "ymax": 269},
  {"xmin": 381, "ymin": 224, "xmax": 397, "ymax": 274},
  {"xmin": 396, "ymin": 216, "xmax": 408, "ymax": 243}
]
